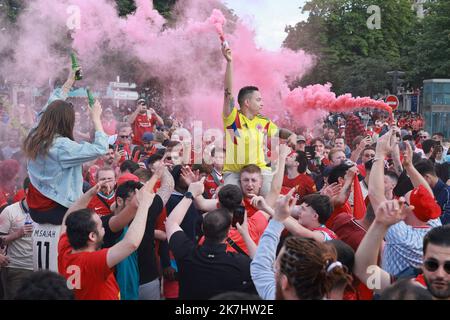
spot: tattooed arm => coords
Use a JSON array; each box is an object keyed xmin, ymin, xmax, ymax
[{"xmin": 222, "ymin": 46, "xmax": 234, "ymax": 118}]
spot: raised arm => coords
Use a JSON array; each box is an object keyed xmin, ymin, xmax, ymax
[
  {"xmin": 236, "ymin": 212, "xmax": 257, "ymax": 259},
  {"xmin": 127, "ymin": 104, "xmax": 143, "ymax": 126},
  {"xmin": 264, "ymin": 144, "xmax": 291, "ymax": 208},
  {"xmin": 108, "ymin": 201, "xmax": 138, "ymax": 233},
  {"xmin": 193, "ymin": 194, "xmax": 218, "ymax": 213},
  {"xmin": 61, "ymin": 65, "xmax": 78, "ymax": 98},
  {"xmin": 278, "ymin": 129, "xmax": 297, "ymax": 148},
  {"xmin": 350, "ymin": 136, "xmax": 371, "ymax": 163},
  {"xmin": 149, "ymin": 108, "xmax": 164, "ymax": 126},
  {"xmin": 60, "ymin": 182, "xmax": 104, "ymax": 234},
  {"xmin": 283, "ymin": 217, "xmax": 326, "ymax": 242},
  {"xmin": 391, "ymin": 137, "xmax": 403, "ymax": 176},
  {"xmin": 353, "ymin": 199, "xmax": 409, "ymax": 294},
  {"xmin": 36, "ymin": 64, "xmax": 78, "ymax": 124},
  {"xmin": 402, "ymin": 142, "xmax": 434, "ymax": 195},
  {"xmin": 165, "ymin": 198, "xmax": 192, "ymax": 242},
  {"xmin": 251, "ymin": 189, "xmax": 296, "ymax": 300},
  {"xmin": 333, "ymin": 166, "xmax": 357, "ymax": 208},
  {"xmin": 90, "ymin": 100, "xmax": 105, "ymax": 134},
  {"xmin": 253, "ymin": 191, "xmax": 325, "ymax": 242},
  {"xmin": 156, "ymin": 168, "xmax": 175, "ymax": 206},
  {"xmin": 106, "ymin": 180, "xmax": 155, "ymax": 268},
  {"xmin": 222, "ymin": 46, "xmax": 234, "ymax": 118},
  {"xmin": 368, "ymin": 130, "xmax": 396, "ymax": 212}
]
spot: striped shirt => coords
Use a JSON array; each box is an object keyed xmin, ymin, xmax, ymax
[{"xmin": 382, "ymin": 218, "xmax": 441, "ymax": 276}]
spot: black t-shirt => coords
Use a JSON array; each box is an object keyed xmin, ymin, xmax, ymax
[
  {"xmin": 137, "ymin": 194, "xmax": 164, "ymax": 285},
  {"xmin": 169, "ymin": 231, "xmax": 256, "ymax": 300},
  {"xmin": 101, "ymin": 196, "xmax": 164, "ymax": 285},
  {"xmin": 166, "ymin": 194, "xmax": 202, "ymax": 242},
  {"xmin": 101, "ymin": 214, "xmax": 122, "ymax": 249}
]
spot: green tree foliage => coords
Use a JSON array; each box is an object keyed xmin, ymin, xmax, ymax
[
  {"xmin": 0, "ymin": 0, "xmax": 24, "ymax": 23},
  {"xmin": 284, "ymin": 0, "xmax": 417, "ymax": 96},
  {"xmin": 115, "ymin": 0, "xmax": 137, "ymax": 16},
  {"xmin": 407, "ymin": 0, "xmax": 450, "ymax": 86},
  {"xmin": 115, "ymin": 0, "xmax": 177, "ymax": 20}
]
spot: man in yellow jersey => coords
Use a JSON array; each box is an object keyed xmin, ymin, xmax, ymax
[{"xmin": 222, "ymin": 46, "xmax": 297, "ymax": 196}]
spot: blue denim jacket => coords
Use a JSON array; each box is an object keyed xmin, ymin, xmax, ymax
[{"xmin": 27, "ymin": 88, "xmax": 108, "ymax": 208}]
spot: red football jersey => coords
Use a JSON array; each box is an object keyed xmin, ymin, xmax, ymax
[
  {"xmin": 132, "ymin": 113, "xmax": 156, "ymax": 146},
  {"xmin": 283, "ymin": 173, "xmax": 317, "ymax": 202},
  {"xmin": 58, "ymin": 233, "xmax": 119, "ymax": 300},
  {"xmin": 204, "ymin": 172, "xmax": 224, "ymax": 199},
  {"xmin": 87, "ymin": 193, "xmax": 116, "ymax": 216}
]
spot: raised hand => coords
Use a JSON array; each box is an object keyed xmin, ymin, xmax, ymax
[
  {"xmin": 344, "ymin": 165, "xmax": 359, "ymax": 183},
  {"xmin": 222, "ymin": 46, "xmax": 232, "ymax": 62},
  {"xmin": 374, "ymin": 198, "xmax": 410, "ymax": 227},
  {"xmin": 375, "ymin": 129, "xmax": 396, "ymax": 157},
  {"xmin": 279, "ymin": 144, "xmax": 292, "ymax": 160},
  {"xmin": 273, "ymin": 188, "xmax": 296, "ymax": 222},
  {"xmin": 359, "ymin": 136, "xmax": 372, "ymax": 149},
  {"xmin": 134, "ymin": 181, "xmax": 156, "ymax": 208},
  {"xmin": 236, "ymin": 211, "xmax": 249, "ymax": 237},
  {"xmin": 249, "ymin": 194, "xmax": 269, "ymax": 212},
  {"xmin": 180, "ymin": 166, "xmax": 199, "ymax": 185},
  {"xmin": 402, "ymin": 140, "xmax": 414, "ymax": 168},
  {"xmin": 320, "ymin": 182, "xmax": 342, "ymax": 199},
  {"xmin": 188, "ymin": 177, "xmax": 206, "ymax": 197},
  {"xmin": 152, "ymin": 160, "xmax": 166, "ymax": 180},
  {"xmin": 89, "ymin": 100, "xmax": 103, "ymax": 123}
]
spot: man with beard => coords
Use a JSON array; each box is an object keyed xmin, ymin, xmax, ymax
[
  {"xmin": 354, "ymin": 200, "xmax": 450, "ymax": 300},
  {"xmin": 86, "ymin": 145, "xmax": 120, "ymax": 186},
  {"xmin": 128, "ymin": 98, "xmax": 164, "ymax": 148},
  {"xmin": 87, "ymin": 167, "xmax": 117, "ymax": 216},
  {"xmin": 57, "ymin": 180, "xmax": 156, "ymax": 300}
]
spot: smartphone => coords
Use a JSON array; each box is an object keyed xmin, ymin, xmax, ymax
[
  {"xmin": 231, "ymin": 206, "xmax": 245, "ymax": 228},
  {"xmin": 118, "ymin": 144, "xmax": 124, "ymax": 151},
  {"xmin": 305, "ymin": 146, "xmax": 316, "ymax": 160}
]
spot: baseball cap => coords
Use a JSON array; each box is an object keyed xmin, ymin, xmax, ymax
[
  {"xmin": 297, "ymin": 135, "xmax": 306, "ymax": 143},
  {"xmin": 137, "ymin": 97, "xmax": 147, "ymax": 104},
  {"xmin": 117, "ymin": 173, "xmax": 140, "ymax": 186},
  {"xmin": 409, "ymin": 185, "xmax": 441, "ymax": 222},
  {"xmin": 142, "ymin": 132, "xmax": 155, "ymax": 142}
]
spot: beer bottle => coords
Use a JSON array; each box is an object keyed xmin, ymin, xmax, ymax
[
  {"xmin": 70, "ymin": 52, "xmax": 83, "ymax": 80},
  {"xmin": 86, "ymin": 88, "xmax": 95, "ymax": 108}
]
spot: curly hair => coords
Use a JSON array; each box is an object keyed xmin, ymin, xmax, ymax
[
  {"xmin": 280, "ymin": 237, "xmax": 352, "ymax": 300},
  {"xmin": 14, "ymin": 270, "xmax": 74, "ymax": 300}
]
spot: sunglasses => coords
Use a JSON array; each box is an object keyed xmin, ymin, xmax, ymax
[
  {"xmin": 424, "ymin": 259, "xmax": 450, "ymax": 274},
  {"xmin": 120, "ymin": 135, "xmax": 131, "ymax": 139}
]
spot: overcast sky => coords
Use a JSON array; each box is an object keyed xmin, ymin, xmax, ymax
[{"xmin": 223, "ymin": 0, "xmax": 308, "ymax": 51}]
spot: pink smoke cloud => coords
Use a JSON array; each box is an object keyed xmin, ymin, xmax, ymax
[
  {"xmin": 208, "ymin": 8, "xmax": 226, "ymax": 41},
  {"xmin": 0, "ymin": 0, "xmax": 388, "ymax": 132},
  {"xmin": 284, "ymin": 83, "xmax": 392, "ymax": 125}
]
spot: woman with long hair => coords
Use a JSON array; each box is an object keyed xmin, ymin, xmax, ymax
[
  {"xmin": 22, "ymin": 66, "xmax": 108, "ymax": 272},
  {"xmin": 23, "ymin": 66, "xmax": 108, "ymax": 226}
]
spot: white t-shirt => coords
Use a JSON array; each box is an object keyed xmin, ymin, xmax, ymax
[{"xmin": 0, "ymin": 202, "xmax": 33, "ymax": 270}]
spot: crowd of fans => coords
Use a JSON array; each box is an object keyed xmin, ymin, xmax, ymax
[{"xmin": 0, "ymin": 47, "xmax": 449, "ymax": 301}]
